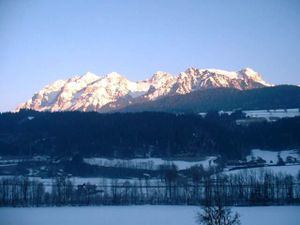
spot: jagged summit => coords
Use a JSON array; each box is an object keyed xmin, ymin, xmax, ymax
[
  {"xmin": 79, "ymin": 72, "xmax": 100, "ymax": 82},
  {"xmin": 17, "ymin": 67, "xmax": 271, "ymax": 112},
  {"xmin": 105, "ymin": 72, "xmax": 124, "ymax": 79}
]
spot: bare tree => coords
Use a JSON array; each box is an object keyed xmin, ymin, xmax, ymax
[
  {"xmin": 197, "ymin": 193, "xmax": 241, "ymax": 225},
  {"xmin": 197, "ymin": 205, "xmax": 241, "ymax": 225}
]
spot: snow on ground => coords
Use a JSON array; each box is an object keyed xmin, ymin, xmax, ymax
[
  {"xmin": 246, "ymin": 149, "xmax": 300, "ymax": 165},
  {"xmin": 0, "ymin": 155, "xmax": 49, "ymax": 164},
  {"xmin": 224, "ymin": 108, "xmax": 300, "ymax": 120},
  {"xmin": 0, "ymin": 206, "xmax": 299, "ymax": 225},
  {"xmin": 224, "ymin": 164, "xmax": 300, "ymax": 177},
  {"xmin": 244, "ymin": 108, "xmax": 300, "ymax": 120},
  {"xmin": 83, "ymin": 156, "xmax": 217, "ymax": 170},
  {"xmin": 66, "ymin": 177, "xmax": 158, "ymax": 186},
  {"xmin": 223, "ymin": 149, "xmax": 300, "ymax": 177},
  {"xmin": 201, "ymin": 108, "xmax": 300, "ymax": 120}
]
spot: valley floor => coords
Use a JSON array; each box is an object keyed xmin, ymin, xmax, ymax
[{"xmin": 0, "ymin": 205, "xmax": 299, "ymax": 225}]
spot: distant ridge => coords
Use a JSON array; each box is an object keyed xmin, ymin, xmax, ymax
[
  {"xmin": 17, "ymin": 67, "xmax": 271, "ymax": 112},
  {"xmin": 118, "ymin": 85, "xmax": 300, "ymax": 113}
]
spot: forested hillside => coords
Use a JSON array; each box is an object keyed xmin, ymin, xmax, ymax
[{"xmin": 0, "ymin": 110, "xmax": 300, "ymax": 160}]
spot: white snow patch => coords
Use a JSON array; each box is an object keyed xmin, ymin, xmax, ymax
[
  {"xmin": 246, "ymin": 149, "xmax": 300, "ymax": 165},
  {"xmin": 83, "ymin": 157, "xmax": 217, "ymax": 170},
  {"xmin": 224, "ymin": 164, "xmax": 300, "ymax": 177},
  {"xmin": 0, "ymin": 206, "xmax": 299, "ymax": 225},
  {"xmin": 244, "ymin": 108, "xmax": 300, "ymax": 120}
]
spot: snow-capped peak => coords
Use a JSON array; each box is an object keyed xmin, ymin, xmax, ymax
[
  {"xmin": 238, "ymin": 67, "xmax": 260, "ymax": 79},
  {"xmin": 17, "ymin": 67, "xmax": 271, "ymax": 112},
  {"xmin": 184, "ymin": 67, "xmax": 240, "ymax": 79},
  {"xmin": 148, "ymin": 71, "xmax": 174, "ymax": 88},
  {"xmin": 105, "ymin": 72, "xmax": 124, "ymax": 80},
  {"xmin": 238, "ymin": 68, "xmax": 271, "ymax": 86},
  {"xmin": 150, "ymin": 71, "xmax": 172, "ymax": 80},
  {"xmin": 203, "ymin": 69, "xmax": 239, "ymax": 79},
  {"xmin": 79, "ymin": 72, "xmax": 100, "ymax": 83}
]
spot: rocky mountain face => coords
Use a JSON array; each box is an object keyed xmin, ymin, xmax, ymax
[{"xmin": 17, "ymin": 67, "xmax": 271, "ymax": 112}]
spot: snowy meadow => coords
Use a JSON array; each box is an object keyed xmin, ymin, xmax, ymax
[{"xmin": 0, "ymin": 206, "xmax": 299, "ymax": 225}]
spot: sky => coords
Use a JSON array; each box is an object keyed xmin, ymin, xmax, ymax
[{"xmin": 0, "ymin": 0, "xmax": 300, "ymax": 112}]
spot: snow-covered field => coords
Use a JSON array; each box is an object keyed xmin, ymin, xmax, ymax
[
  {"xmin": 223, "ymin": 149, "xmax": 300, "ymax": 177},
  {"xmin": 246, "ymin": 149, "xmax": 299, "ymax": 165},
  {"xmin": 0, "ymin": 206, "xmax": 299, "ymax": 225},
  {"xmin": 224, "ymin": 164, "xmax": 300, "ymax": 177},
  {"xmin": 200, "ymin": 108, "xmax": 300, "ymax": 120},
  {"xmin": 244, "ymin": 108, "xmax": 300, "ymax": 120},
  {"xmin": 83, "ymin": 156, "xmax": 217, "ymax": 170}
]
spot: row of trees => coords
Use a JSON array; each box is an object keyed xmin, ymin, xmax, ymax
[{"xmin": 1, "ymin": 169, "xmax": 299, "ymax": 207}]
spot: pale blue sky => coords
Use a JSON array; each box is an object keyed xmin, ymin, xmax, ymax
[{"xmin": 1, "ymin": 0, "xmax": 300, "ymax": 112}]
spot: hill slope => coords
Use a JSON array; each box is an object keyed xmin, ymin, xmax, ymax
[
  {"xmin": 1, "ymin": 111, "xmax": 300, "ymax": 159},
  {"xmin": 119, "ymin": 85, "xmax": 300, "ymax": 113}
]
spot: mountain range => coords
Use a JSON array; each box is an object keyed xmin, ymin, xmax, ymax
[{"xmin": 17, "ymin": 67, "xmax": 273, "ymax": 112}]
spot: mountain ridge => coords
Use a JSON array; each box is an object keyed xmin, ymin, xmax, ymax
[
  {"xmin": 118, "ymin": 85, "xmax": 300, "ymax": 113},
  {"xmin": 17, "ymin": 67, "xmax": 271, "ymax": 112}
]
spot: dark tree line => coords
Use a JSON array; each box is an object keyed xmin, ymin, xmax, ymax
[
  {"xmin": 0, "ymin": 110, "xmax": 300, "ymax": 160},
  {"xmin": 1, "ymin": 169, "xmax": 299, "ymax": 207}
]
